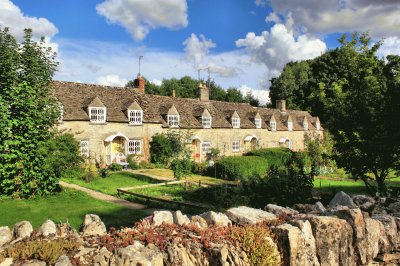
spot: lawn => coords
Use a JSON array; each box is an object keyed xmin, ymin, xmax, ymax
[
  {"xmin": 0, "ymin": 188, "xmax": 147, "ymax": 230},
  {"xmin": 62, "ymin": 171, "xmax": 160, "ymax": 195}
]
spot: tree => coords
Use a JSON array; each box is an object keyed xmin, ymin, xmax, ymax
[
  {"xmin": 225, "ymin": 88, "xmax": 243, "ymax": 103},
  {"xmin": 0, "ymin": 28, "xmax": 60, "ymax": 197},
  {"xmin": 270, "ymin": 32, "xmax": 400, "ymax": 194}
]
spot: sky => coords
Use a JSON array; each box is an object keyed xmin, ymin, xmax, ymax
[{"xmin": 1, "ymin": 0, "xmax": 400, "ymax": 104}]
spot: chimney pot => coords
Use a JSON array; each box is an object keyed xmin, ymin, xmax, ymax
[
  {"xmin": 134, "ymin": 75, "xmax": 145, "ymax": 93},
  {"xmin": 276, "ymin": 100, "xmax": 286, "ymax": 112}
]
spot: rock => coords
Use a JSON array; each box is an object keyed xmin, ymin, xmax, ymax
[
  {"xmin": 209, "ymin": 243, "xmax": 251, "ymax": 266},
  {"xmin": 39, "ymin": 219, "xmax": 56, "ymax": 237},
  {"xmin": 0, "ymin": 258, "xmax": 13, "ymax": 266},
  {"xmin": 388, "ymin": 202, "xmax": 400, "ymax": 214},
  {"xmin": 352, "ymin": 195, "xmax": 376, "ymax": 211},
  {"xmin": 265, "ymin": 204, "xmax": 299, "ymax": 216},
  {"xmin": 365, "ymin": 218, "xmax": 385, "ymax": 260},
  {"xmin": 152, "ymin": 211, "xmax": 173, "ymax": 226},
  {"xmin": 173, "ymin": 210, "xmax": 190, "ymax": 226},
  {"xmin": 74, "ymin": 247, "xmax": 96, "ymax": 258},
  {"xmin": 0, "ymin": 227, "xmax": 12, "ymax": 247},
  {"xmin": 81, "ymin": 214, "xmax": 106, "ymax": 236},
  {"xmin": 191, "ymin": 215, "xmax": 208, "ymax": 229},
  {"xmin": 372, "ymin": 214, "xmax": 398, "ymax": 250},
  {"xmin": 292, "ymin": 204, "xmax": 318, "ymax": 214},
  {"xmin": 226, "ymin": 206, "xmax": 277, "ymax": 225},
  {"xmin": 114, "ymin": 241, "xmax": 163, "ymax": 266},
  {"xmin": 57, "ymin": 223, "xmax": 77, "ymax": 238},
  {"xmin": 12, "ymin": 221, "xmax": 33, "ymax": 240},
  {"xmin": 328, "ymin": 191, "xmax": 356, "ymax": 208},
  {"xmin": 200, "ymin": 211, "xmax": 231, "ymax": 227},
  {"xmin": 314, "ymin": 202, "xmax": 326, "ymax": 213},
  {"xmin": 308, "ymin": 216, "xmax": 354, "ymax": 266},
  {"xmin": 20, "ymin": 260, "xmax": 46, "ymax": 266},
  {"xmin": 273, "ymin": 222, "xmax": 319, "ymax": 266},
  {"xmin": 166, "ymin": 243, "xmax": 202, "ymax": 266},
  {"xmin": 93, "ymin": 247, "xmax": 113, "ymax": 266},
  {"xmin": 55, "ymin": 255, "xmax": 73, "ymax": 266}
]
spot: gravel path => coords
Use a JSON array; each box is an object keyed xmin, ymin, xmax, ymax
[{"xmin": 59, "ymin": 181, "xmax": 155, "ymax": 214}]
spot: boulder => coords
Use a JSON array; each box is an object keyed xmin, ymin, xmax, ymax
[
  {"xmin": 114, "ymin": 241, "xmax": 163, "ymax": 266},
  {"xmin": 166, "ymin": 243, "xmax": 203, "ymax": 266},
  {"xmin": 39, "ymin": 219, "xmax": 56, "ymax": 237},
  {"xmin": 0, "ymin": 226, "xmax": 12, "ymax": 247},
  {"xmin": 308, "ymin": 216, "xmax": 355, "ymax": 266},
  {"xmin": 12, "ymin": 221, "xmax": 33, "ymax": 240},
  {"xmin": 54, "ymin": 255, "xmax": 73, "ymax": 266},
  {"xmin": 209, "ymin": 243, "xmax": 251, "ymax": 266},
  {"xmin": 226, "ymin": 206, "xmax": 277, "ymax": 225},
  {"xmin": 264, "ymin": 204, "xmax": 299, "ymax": 216},
  {"xmin": 57, "ymin": 223, "xmax": 77, "ymax": 238},
  {"xmin": 93, "ymin": 247, "xmax": 113, "ymax": 266},
  {"xmin": 152, "ymin": 211, "xmax": 173, "ymax": 226},
  {"xmin": 81, "ymin": 214, "xmax": 106, "ymax": 236},
  {"xmin": 191, "ymin": 215, "xmax": 208, "ymax": 229},
  {"xmin": 200, "ymin": 211, "xmax": 231, "ymax": 227},
  {"xmin": 0, "ymin": 258, "xmax": 13, "ymax": 266},
  {"xmin": 365, "ymin": 218, "xmax": 386, "ymax": 260},
  {"xmin": 314, "ymin": 202, "xmax": 326, "ymax": 213},
  {"xmin": 20, "ymin": 260, "xmax": 46, "ymax": 266},
  {"xmin": 173, "ymin": 210, "xmax": 190, "ymax": 226},
  {"xmin": 372, "ymin": 214, "xmax": 398, "ymax": 250},
  {"xmin": 352, "ymin": 195, "xmax": 376, "ymax": 211},
  {"xmin": 273, "ymin": 222, "xmax": 319, "ymax": 266},
  {"xmin": 328, "ymin": 191, "xmax": 356, "ymax": 208},
  {"xmin": 388, "ymin": 202, "xmax": 400, "ymax": 214}
]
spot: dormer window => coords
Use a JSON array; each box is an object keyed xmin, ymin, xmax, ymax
[
  {"xmin": 270, "ymin": 121, "xmax": 277, "ymax": 131},
  {"xmin": 201, "ymin": 109, "xmax": 212, "ymax": 128},
  {"xmin": 287, "ymin": 121, "xmax": 293, "ymax": 131},
  {"xmin": 89, "ymin": 107, "xmax": 106, "ymax": 123},
  {"xmin": 303, "ymin": 121, "xmax": 308, "ymax": 131},
  {"xmin": 168, "ymin": 115, "xmax": 180, "ymax": 127},
  {"xmin": 255, "ymin": 118, "xmax": 261, "ymax": 129},
  {"xmin": 128, "ymin": 110, "xmax": 143, "ymax": 125},
  {"xmin": 232, "ymin": 118, "xmax": 240, "ymax": 128}
]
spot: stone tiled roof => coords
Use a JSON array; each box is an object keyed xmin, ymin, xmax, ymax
[{"xmin": 52, "ymin": 81, "xmax": 322, "ymax": 131}]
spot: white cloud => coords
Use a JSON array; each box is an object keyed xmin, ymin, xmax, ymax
[
  {"xmin": 378, "ymin": 37, "xmax": 400, "ymax": 58},
  {"xmin": 236, "ymin": 23, "xmax": 326, "ymax": 80},
  {"xmin": 255, "ymin": 0, "xmax": 268, "ymax": 6},
  {"xmin": 266, "ymin": 12, "xmax": 281, "ymax": 24},
  {"xmin": 238, "ymin": 85, "xmax": 270, "ymax": 105},
  {"xmin": 96, "ymin": 74, "xmax": 128, "ymax": 87},
  {"xmin": 150, "ymin": 79, "xmax": 162, "ymax": 86},
  {"xmin": 96, "ymin": 0, "xmax": 188, "ymax": 41},
  {"xmin": 183, "ymin": 33, "xmax": 216, "ymax": 67}
]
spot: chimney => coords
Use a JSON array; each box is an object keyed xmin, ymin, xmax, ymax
[
  {"xmin": 276, "ymin": 100, "xmax": 286, "ymax": 112},
  {"xmin": 172, "ymin": 89, "xmax": 176, "ymax": 97},
  {"xmin": 134, "ymin": 74, "xmax": 145, "ymax": 93},
  {"xmin": 199, "ymin": 83, "xmax": 209, "ymax": 102}
]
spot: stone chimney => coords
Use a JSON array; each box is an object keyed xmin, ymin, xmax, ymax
[
  {"xmin": 134, "ymin": 74, "xmax": 145, "ymax": 93},
  {"xmin": 199, "ymin": 83, "xmax": 209, "ymax": 102},
  {"xmin": 276, "ymin": 100, "xmax": 286, "ymax": 112},
  {"xmin": 172, "ymin": 89, "xmax": 176, "ymax": 97}
]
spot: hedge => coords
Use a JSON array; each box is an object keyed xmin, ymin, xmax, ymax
[
  {"xmin": 246, "ymin": 148, "xmax": 292, "ymax": 169},
  {"xmin": 214, "ymin": 156, "xmax": 268, "ymax": 181}
]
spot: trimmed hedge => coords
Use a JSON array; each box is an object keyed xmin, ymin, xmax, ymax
[
  {"xmin": 246, "ymin": 148, "xmax": 292, "ymax": 169},
  {"xmin": 214, "ymin": 156, "xmax": 268, "ymax": 181}
]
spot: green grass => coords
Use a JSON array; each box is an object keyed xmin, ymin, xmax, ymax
[
  {"xmin": 0, "ymin": 189, "xmax": 147, "ymax": 230},
  {"xmin": 62, "ymin": 171, "xmax": 160, "ymax": 195}
]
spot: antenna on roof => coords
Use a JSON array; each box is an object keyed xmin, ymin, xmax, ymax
[
  {"xmin": 197, "ymin": 67, "xmax": 211, "ymax": 87},
  {"xmin": 138, "ymin": 55, "xmax": 143, "ymax": 76}
]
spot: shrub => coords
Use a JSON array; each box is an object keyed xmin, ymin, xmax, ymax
[
  {"xmin": 192, "ymin": 162, "xmax": 208, "ymax": 175},
  {"xmin": 171, "ymin": 158, "xmax": 192, "ymax": 180},
  {"xmin": 109, "ymin": 163, "xmax": 123, "ymax": 171},
  {"xmin": 214, "ymin": 156, "xmax": 268, "ymax": 181},
  {"xmin": 246, "ymin": 147, "xmax": 292, "ymax": 170},
  {"xmin": 139, "ymin": 162, "xmax": 157, "ymax": 169},
  {"xmin": 127, "ymin": 154, "xmax": 139, "ymax": 169},
  {"xmin": 150, "ymin": 131, "xmax": 190, "ymax": 165}
]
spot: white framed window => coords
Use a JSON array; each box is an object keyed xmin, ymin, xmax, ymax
[
  {"xmin": 202, "ymin": 142, "xmax": 211, "ymax": 154},
  {"xmin": 128, "ymin": 110, "xmax": 143, "ymax": 125},
  {"xmin": 255, "ymin": 118, "xmax": 262, "ymax": 129},
  {"xmin": 232, "ymin": 140, "xmax": 240, "ymax": 152},
  {"xmin": 202, "ymin": 116, "xmax": 211, "ymax": 128},
  {"xmin": 89, "ymin": 107, "xmax": 106, "ymax": 123},
  {"xmin": 316, "ymin": 122, "xmax": 320, "ymax": 131},
  {"xmin": 128, "ymin": 140, "xmax": 141, "ymax": 154},
  {"xmin": 232, "ymin": 118, "xmax": 240, "ymax": 128},
  {"xmin": 270, "ymin": 121, "xmax": 277, "ymax": 131},
  {"xmin": 167, "ymin": 115, "xmax": 179, "ymax": 127},
  {"xmin": 303, "ymin": 122, "xmax": 308, "ymax": 131},
  {"xmin": 80, "ymin": 140, "xmax": 89, "ymax": 158},
  {"xmin": 287, "ymin": 121, "xmax": 293, "ymax": 131}
]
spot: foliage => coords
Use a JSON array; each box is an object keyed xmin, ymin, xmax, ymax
[
  {"xmin": 139, "ymin": 162, "xmax": 158, "ymax": 169},
  {"xmin": 214, "ymin": 156, "xmax": 268, "ymax": 181},
  {"xmin": 304, "ymin": 131, "xmax": 335, "ymax": 177},
  {"xmin": 98, "ymin": 167, "xmax": 111, "ymax": 178},
  {"xmin": 82, "ymin": 160, "xmax": 97, "ymax": 183},
  {"xmin": 170, "ymin": 158, "xmax": 192, "ymax": 180},
  {"xmin": 109, "ymin": 163, "xmax": 123, "ymax": 172},
  {"xmin": 0, "ymin": 28, "xmax": 61, "ymax": 197},
  {"xmin": 231, "ymin": 224, "xmax": 281, "ymax": 266},
  {"xmin": 3, "ymin": 237, "xmax": 80, "ymax": 264},
  {"xmin": 246, "ymin": 147, "xmax": 292, "ymax": 170},
  {"xmin": 191, "ymin": 162, "xmax": 208, "ymax": 175},
  {"xmin": 127, "ymin": 154, "xmax": 139, "ymax": 169},
  {"xmin": 269, "ymin": 32, "xmax": 400, "ymax": 195}
]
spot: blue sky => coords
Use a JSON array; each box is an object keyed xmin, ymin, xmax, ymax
[{"xmin": 1, "ymin": 0, "xmax": 400, "ymax": 104}]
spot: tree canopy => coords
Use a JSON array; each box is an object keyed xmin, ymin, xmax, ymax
[{"xmin": 270, "ymin": 33, "xmax": 400, "ymax": 194}]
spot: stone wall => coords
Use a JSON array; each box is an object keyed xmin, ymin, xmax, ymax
[{"xmin": 2, "ymin": 191, "xmax": 396, "ymax": 266}]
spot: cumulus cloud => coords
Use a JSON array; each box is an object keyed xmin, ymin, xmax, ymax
[
  {"xmin": 269, "ymin": 0, "xmax": 400, "ymax": 38},
  {"xmin": 236, "ymin": 23, "xmax": 326, "ymax": 76},
  {"xmin": 255, "ymin": 0, "xmax": 268, "ymax": 6},
  {"xmin": 96, "ymin": 0, "xmax": 188, "ymax": 41},
  {"xmin": 96, "ymin": 74, "xmax": 128, "ymax": 87},
  {"xmin": 238, "ymin": 85, "xmax": 270, "ymax": 105},
  {"xmin": 378, "ymin": 37, "xmax": 400, "ymax": 58},
  {"xmin": 150, "ymin": 79, "xmax": 162, "ymax": 86},
  {"xmin": 0, "ymin": 0, "xmax": 58, "ymax": 51}
]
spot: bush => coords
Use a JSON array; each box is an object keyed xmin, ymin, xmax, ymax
[
  {"xmin": 109, "ymin": 163, "xmax": 123, "ymax": 171},
  {"xmin": 192, "ymin": 162, "xmax": 208, "ymax": 175},
  {"xmin": 246, "ymin": 147, "xmax": 292, "ymax": 170},
  {"xmin": 127, "ymin": 154, "xmax": 139, "ymax": 169},
  {"xmin": 171, "ymin": 158, "xmax": 192, "ymax": 180},
  {"xmin": 139, "ymin": 162, "xmax": 157, "ymax": 169},
  {"xmin": 214, "ymin": 156, "xmax": 268, "ymax": 181},
  {"xmin": 150, "ymin": 131, "xmax": 189, "ymax": 165}
]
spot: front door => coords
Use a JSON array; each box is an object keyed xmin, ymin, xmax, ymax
[
  {"xmin": 105, "ymin": 136, "xmax": 127, "ymax": 164},
  {"xmin": 192, "ymin": 139, "xmax": 201, "ymax": 163}
]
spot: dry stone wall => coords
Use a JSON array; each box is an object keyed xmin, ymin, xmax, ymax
[{"xmin": 1, "ymin": 191, "xmax": 400, "ymax": 266}]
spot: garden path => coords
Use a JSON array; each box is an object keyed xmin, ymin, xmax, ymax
[{"xmin": 59, "ymin": 181, "xmax": 155, "ymax": 214}]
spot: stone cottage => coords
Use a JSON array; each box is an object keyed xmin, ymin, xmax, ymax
[{"xmin": 53, "ymin": 76, "xmax": 322, "ymax": 164}]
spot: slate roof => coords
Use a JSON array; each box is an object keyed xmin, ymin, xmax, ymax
[{"xmin": 52, "ymin": 81, "xmax": 322, "ymax": 131}]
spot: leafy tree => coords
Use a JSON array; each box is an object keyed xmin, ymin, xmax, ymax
[
  {"xmin": 225, "ymin": 88, "xmax": 243, "ymax": 103},
  {"xmin": 243, "ymin": 91, "xmax": 260, "ymax": 107},
  {"xmin": 0, "ymin": 28, "xmax": 60, "ymax": 197}
]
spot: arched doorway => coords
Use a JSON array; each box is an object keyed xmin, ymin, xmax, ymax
[
  {"xmin": 250, "ymin": 137, "xmax": 258, "ymax": 151},
  {"xmin": 189, "ymin": 136, "xmax": 202, "ymax": 163},
  {"xmin": 244, "ymin": 135, "xmax": 259, "ymax": 152},
  {"xmin": 104, "ymin": 133, "xmax": 129, "ymax": 165}
]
